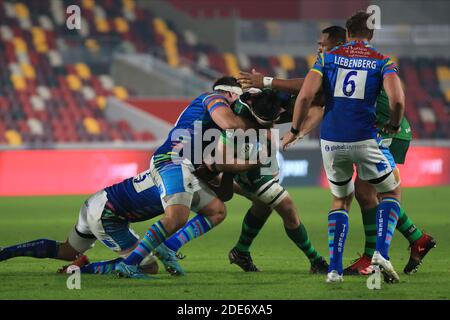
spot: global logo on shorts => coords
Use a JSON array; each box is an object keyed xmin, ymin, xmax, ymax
[{"xmin": 327, "ymin": 144, "xmax": 346, "ymax": 152}]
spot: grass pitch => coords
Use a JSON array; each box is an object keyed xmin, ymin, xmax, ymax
[{"xmin": 0, "ymin": 186, "xmax": 449, "ymax": 300}]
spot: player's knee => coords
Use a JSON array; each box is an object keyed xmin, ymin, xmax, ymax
[
  {"xmin": 163, "ymin": 210, "xmax": 190, "ymax": 234},
  {"xmin": 208, "ymin": 202, "xmax": 227, "ymax": 226},
  {"xmin": 354, "ymin": 177, "xmax": 378, "ymax": 209},
  {"xmin": 275, "ymin": 197, "xmax": 300, "ymax": 229},
  {"xmin": 354, "ymin": 187, "xmax": 378, "ymax": 209},
  {"xmin": 379, "ymin": 185, "xmax": 401, "ymax": 200},
  {"xmin": 58, "ymin": 241, "xmax": 80, "ymax": 261},
  {"xmin": 331, "ymin": 193, "xmax": 353, "ymax": 212},
  {"xmin": 198, "ymin": 197, "xmax": 227, "ymax": 226},
  {"xmin": 251, "ymin": 200, "xmax": 273, "ymax": 219}
]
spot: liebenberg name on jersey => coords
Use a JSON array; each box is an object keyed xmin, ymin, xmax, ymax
[{"xmin": 334, "ymin": 56, "xmax": 377, "ymax": 69}]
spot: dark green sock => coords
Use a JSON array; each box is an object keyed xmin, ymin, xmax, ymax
[
  {"xmin": 285, "ymin": 223, "xmax": 321, "ymax": 263},
  {"xmin": 396, "ymin": 207, "xmax": 423, "ymax": 244},
  {"xmin": 361, "ymin": 207, "xmax": 377, "ymax": 257},
  {"xmin": 234, "ymin": 208, "xmax": 268, "ymax": 253}
]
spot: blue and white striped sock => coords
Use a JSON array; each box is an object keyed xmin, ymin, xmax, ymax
[
  {"xmin": 124, "ymin": 221, "xmax": 168, "ymax": 265},
  {"xmin": 164, "ymin": 214, "xmax": 214, "ymax": 252},
  {"xmin": 328, "ymin": 210, "xmax": 349, "ymax": 275},
  {"xmin": 376, "ymin": 197, "xmax": 400, "ymax": 260},
  {"xmin": 80, "ymin": 258, "xmax": 123, "ymax": 274}
]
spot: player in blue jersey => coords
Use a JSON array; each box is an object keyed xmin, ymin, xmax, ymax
[
  {"xmin": 111, "ymin": 77, "xmax": 263, "ymax": 278},
  {"xmin": 282, "ymin": 12, "xmax": 406, "ymax": 283},
  {"xmin": 1, "ymin": 77, "xmax": 253, "ymax": 277},
  {"xmin": 154, "ymin": 90, "xmax": 328, "ymax": 276},
  {"xmin": 0, "ymin": 170, "xmax": 166, "ymax": 273},
  {"xmin": 0, "ymin": 167, "xmax": 234, "ymax": 275},
  {"xmin": 239, "ymin": 26, "xmax": 435, "ymax": 276},
  {"xmin": 75, "ymin": 89, "xmax": 284, "ymax": 277}
]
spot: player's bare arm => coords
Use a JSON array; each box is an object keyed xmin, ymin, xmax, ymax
[
  {"xmin": 238, "ymin": 69, "xmax": 304, "ymax": 94},
  {"xmin": 239, "ymin": 70, "xmax": 325, "ymax": 136},
  {"xmin": 382, "ymin": 73, "xmax": 406, "ymax": 134},
  {"xmin": 298, "ymin": 105, "xmax": 324, "ymax": 138},
  {"xmin": 282, "ymin": 70, "xmax": 323, "ymax": 149}
]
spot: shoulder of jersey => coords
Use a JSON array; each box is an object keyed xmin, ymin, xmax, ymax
[
  {"xmin": 327, "ymin": 41, "xmax": 387, "ymax": 61},
  {"xmin": 202, "ymin": 91, "xmax": 227, "ymax": 101},
  {"xmin": 202, "ymin": 92, "xmax": 230, "ymax": 112}
]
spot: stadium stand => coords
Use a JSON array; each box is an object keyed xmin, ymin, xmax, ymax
[
  {"xmin": 0, "ymin": 0, "xmax": 156, "ymax": 146},
  {"xmin": 167, "ymin": 0, "xmax": 371, "ymax": 20},
  {"xmin": 0, "ymin": 0, "xmax": 448, "ymax": 146}
]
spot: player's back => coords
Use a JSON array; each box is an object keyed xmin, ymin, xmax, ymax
[
  {"xmin": 154, "ymin": 91, "xmax": 230, "ymax": 161},
  {"xmin": 104, "ymin": 170, "xmax": 164, "ymax": 222},
  {"xmin": 315, "ymin": 40, "xmax": 398, "ymax": 142}
]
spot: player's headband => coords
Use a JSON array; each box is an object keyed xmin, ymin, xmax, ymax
[
  {"xmin": 213, "ymin": 85, "xmax": 243, "ymax": 96},
  {"xmin": 239, "ymin": 98, "xmax": 280, "ymax": 126}
]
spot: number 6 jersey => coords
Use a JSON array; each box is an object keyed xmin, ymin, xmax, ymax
[{"xmin": 312, "ymin": 40, "xmax": 398, "ymax": 142}]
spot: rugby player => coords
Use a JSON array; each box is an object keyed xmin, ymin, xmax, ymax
[
  {"xmin": 0, "ymin": 77, "xmax": 248, "ymax": 276},
  {"xmin": 0, "ymin": 167, "xmax": 232, "ymax": 274},
  {"xmin": 69, "ymin": 88, "xmax": 289, "ymax": 276},
  {"xmin": 238, "ymin": 26, "xmax": 435, "ymax": 276},
  {"xmin": 108, "ymin": 76, "xmax": 267, "ymax": 278},
  {"xmin": 154, "ymin": 89, "xmax": 329, "ymax": 276},
  {"xmin": 282, "ymin": 11, "xmax": 408, "ymax": 283}
]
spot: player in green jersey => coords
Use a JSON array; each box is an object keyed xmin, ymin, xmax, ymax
[
  {"xmin": 344, "ymin": 87, "xmax": 435, "ymax": 276},
  {"xmin": 237, "ymin": 25, "xmax": 436, "ymax": 276},
  {"xmin": 224, "ymin": 91, "xmax": 328, "ymax": 274}
]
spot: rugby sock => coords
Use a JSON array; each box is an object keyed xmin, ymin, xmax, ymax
[
  {"xmin": 124, "ymin": 221, "xmax": 168, "ymax": 265},
  {"xmin": 0, "ymin": 239, "xmax": 59, "ymax": 261},
  {"xmin": 164, "ymin": 214, "xmax": 214, "ymax": 252},
  {"xmin": 80, "ymin": 258, "xmax": 123, "ymax": 274},
  {"xmin": 285, "ymin": 223, "xmax": 321, "ymax": 263},
  {"xmin": 396, "ymin": 207, "xmax": 423, "ymax": 244},
  {"xmin": 376, "ymin": 198, "xmax": 401, "ymax": 260},
  {"xmin": 361, "ymin": 207, "xmax": 378, "ymax": 257},
  {"xmin": 328, "ymin": 210, "xmax": 349, "ymax": 275},
  {"xmin": 234, "ymin": 208, "xmax": 268, "ymax": 253}
]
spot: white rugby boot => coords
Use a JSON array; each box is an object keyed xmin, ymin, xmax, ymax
[
  {"xmin": 326, "ymin": 270, "xmax": 343, "ymax": 283},
  {"xmin": 371, "ymin": 251, "xmax": 400, "ymax": 283}
]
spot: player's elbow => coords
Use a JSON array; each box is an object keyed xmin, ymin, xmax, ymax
[{"xmin": 298, "ymin": 92, "xmax": 314, "ymax": 107}]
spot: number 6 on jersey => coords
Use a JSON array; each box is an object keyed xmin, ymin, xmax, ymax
[{"xmin": 334, "ymin": 68, "xmax": 368, "ymax": 99}]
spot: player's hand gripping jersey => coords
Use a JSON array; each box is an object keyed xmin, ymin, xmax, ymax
[
  {"xmin": 312, "ymin": 40, "xmax": 399, "ymax": 142},
  {"xmin": 376, "ymin": 88, "xmax": 412, "ymax": 141}
]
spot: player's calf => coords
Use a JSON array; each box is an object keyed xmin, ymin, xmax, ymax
[{"xmin": 275, "ymin": 196, "xmax": 299, "ymax": 229}]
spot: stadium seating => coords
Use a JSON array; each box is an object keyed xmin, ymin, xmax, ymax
[
  {"xmin": 167, "ymin": 0, "xmax": 369, "ymax": 20},
  {"xmin": 0, "ymin": 0, "xmax": 155, "ymax": 146},
  {"xmin": 128, "ymin": 1, "xmax": 450, "ymax": 139},
  {"xmin": 0, "ymin": 0, "xmax": 448, "ymax": 145}
]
